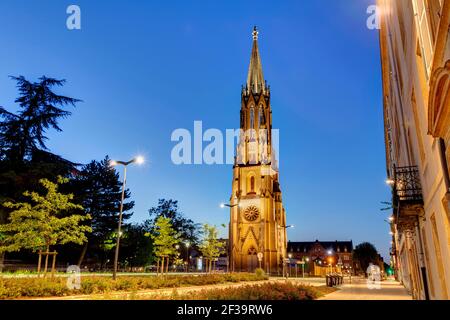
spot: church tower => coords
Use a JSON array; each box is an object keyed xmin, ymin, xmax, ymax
[{"xmin": 229, "ymin": 27, "xmax": 287, "ymax": 274}]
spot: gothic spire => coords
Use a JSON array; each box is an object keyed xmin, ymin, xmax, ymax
[{"xmin": 247, "ymin": 26, "xmax": 265, "ymax": 93}]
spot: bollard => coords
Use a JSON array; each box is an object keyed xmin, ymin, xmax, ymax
[{"xmin": 326, "ymin": 275, "xmax": 331, "ymax": 287}]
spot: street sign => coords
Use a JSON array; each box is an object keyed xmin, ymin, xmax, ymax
[
  {"xmin": 257, "ymin": 252, "xmax": 263, "ymax": 261},
  {"xmin": 297, "ymin": 261, "xmax": 305, "ymax": 265}
]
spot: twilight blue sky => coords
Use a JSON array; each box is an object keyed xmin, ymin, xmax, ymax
[{"xmin": 0, "ymin": 0, "xmax": 392, "ymax": 260}]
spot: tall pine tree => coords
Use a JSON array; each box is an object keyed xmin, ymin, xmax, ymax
[{"xmin": 74, "ymin": 156, "xmax": 134, "ymax": 266}]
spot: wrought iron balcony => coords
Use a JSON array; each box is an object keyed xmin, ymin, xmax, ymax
[
  {"xmin": 393, "ymin": 166, "xmax": 423, "ymax": 204},
  {"xmin": 391, "ymin": 165, "xmax": 424, "ymax": 229}
]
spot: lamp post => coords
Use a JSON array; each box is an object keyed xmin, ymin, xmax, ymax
[
  {"xmin": 304, "ymin": 257, "xmax": 309, "ymax": 278},
  {"xmin": 220, "ymin": 201, "xmax": 240, "ymax": 273},
  {"xmin": 288, "ymin": 253, "xmax": 292, "ymax": 277},
  {"xmin": 185, "ymin": 241, "xmax": 190, "ymax": 272},
  {"xmin": 278, "ymin": 225, "xmax": 294, "ymax": 276},
  {"xmin": 111, "ymin": 156, "xmax": 144, "ymax": 280}
]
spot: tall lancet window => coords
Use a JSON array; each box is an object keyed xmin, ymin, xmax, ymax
[
  {"xmin": 259, "ymin": 106, "xmax": 264, "ymax": 127},
  {"xmin": 249, "ymin": 107, "xmax": 255, "ymax": 140}
]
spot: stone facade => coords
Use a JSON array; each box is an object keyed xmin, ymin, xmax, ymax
[{"xmin": 378, "ymin": 0, "xmax": 450, "ymax": 300}]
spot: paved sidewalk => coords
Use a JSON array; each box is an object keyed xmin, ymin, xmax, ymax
[{"xmin": 320, "ymin": 277, "xmax": 412, "ymax": 300}]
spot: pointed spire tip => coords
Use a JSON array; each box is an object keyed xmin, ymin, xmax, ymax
[{"xmin": 252, "ymin": 26, "xmax": 259, "ymax": 41}]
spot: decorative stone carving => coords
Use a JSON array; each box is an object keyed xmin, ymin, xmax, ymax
[{"xmin": 244, "ymin": 205, "xmax": 260, "ymax": 222}]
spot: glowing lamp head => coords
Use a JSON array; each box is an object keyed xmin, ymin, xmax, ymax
[
  {"xmin": 220, "ymin": 203, "xmax": 225, "ymax": 209},
  {"xmin": 110, "ymin": 160, "xmax": 118, "ymax": 167},
  {"xmin": 135, "ymin": 156, "xmax": 145, "ymax": 165},
  {"xmin": 386, "ymin": 178, "xmax": 395, "ymax": 186}
]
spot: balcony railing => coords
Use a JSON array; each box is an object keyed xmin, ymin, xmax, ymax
[{"xmin": 393, "ymin": 166, "xmax": 423, "ymax": 204}]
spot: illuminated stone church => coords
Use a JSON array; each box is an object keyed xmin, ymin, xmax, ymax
[{"xmin": 229, "ymin": 27, "xmax": 288, "ymax": 273}]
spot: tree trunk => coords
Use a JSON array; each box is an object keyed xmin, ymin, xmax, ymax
[
  {"xmin": 161, "ymin": 257, "xmax": 164, "ymax": 275},
  {"xmin": 77, "ymin": 241, "xmax": 89, "ymax": 267},
  {"xmin": 0, "ymin": 252, "xmax": 5, "ymax": 272},
  {"xmin": 44, "ymin": 246, "xmax": 50, "ymax": 275},
  {"xmin": 166, "ymin": 257, "xmax": 169, "ymax": 274}
]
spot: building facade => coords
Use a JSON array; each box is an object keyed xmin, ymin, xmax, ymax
[
  {"xmin": 287, "ymin": 240, "xmax": 354, "ymax": 275},
  {"xmin": 229, "ymin": 27, "xmax": 288, "ymax": 274},
  {"xmin": 378, "ymin": 0, "xmax": 450, "ymax": 300}
]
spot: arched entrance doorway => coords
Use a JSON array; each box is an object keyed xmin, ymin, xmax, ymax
[{"xmin": 247, "ymin": 247, "xmax": 258, "ymax": 272}]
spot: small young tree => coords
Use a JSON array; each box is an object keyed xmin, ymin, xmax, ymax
[
  {"xmin": 0, "ymin": 177, "xmax": 92, "ymax": 272},
  {"xmin": 150, "ymin": 216, "xmax": 179, "ymax": 275},
  {"xmin": 147, "ymin": 199, "xmax": 200, "ymax": 245},
  {"xmin": 199, "ymin": 224, "xmax": 225, "ymax": 273}
]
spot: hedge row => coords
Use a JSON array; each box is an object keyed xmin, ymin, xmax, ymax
[{"xmin": 0, "ymin": 273, "xmax": 268, "ymax": 299}]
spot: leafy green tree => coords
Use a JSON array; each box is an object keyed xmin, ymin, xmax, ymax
[
  {"xmin": 150, "ymin": 216, "xmax": 179, "ymax": 275},
  {"xmin": 147, "ymin": 199, "xmax": 200, "ymax": 245},
  {"xmin": 120, "ymin": 223, "xmax": 154, "ymax": 268},
  {"xmin": 73, "ymin": 156, "xmax": 134, "ymax": 266},
  {"xmin": 0, "ymin": 177, "xmax": 92, "ymax": 255},
  {"xmin": 199, "ymin": 224, "xmax": 225, "ymax": 273},
  {"xmin": 353, "ymin": 242, "xmax": 380, "ymax": 275}
]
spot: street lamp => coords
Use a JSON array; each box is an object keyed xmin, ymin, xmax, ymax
[
  {"xmin": 386, "ymin": 178, "xmax": 395, "ymax": 186},
  {"xmin": 278, "ymin": 225, "xmax": 295, "ymax": 229},
  {"xmin": 111, "ymin": 156, "xmax": 145, "ymax": 280},
  {"xmin": 220, "ymin": 202, "xmax": 240, "ymax": 208}
]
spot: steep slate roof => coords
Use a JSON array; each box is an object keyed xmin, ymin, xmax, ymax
[{"xmin": 287, "ymin": 240, "xmax": 354, "ymax": 253}]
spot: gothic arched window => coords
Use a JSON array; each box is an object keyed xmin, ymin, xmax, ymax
[
  {"xmin": 250, "ymin": 107, "xmax": 255, "ymax": 129},
  {"xmin": 250, "ymin": 176, "xmax": 255, "ymax": 192}
]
